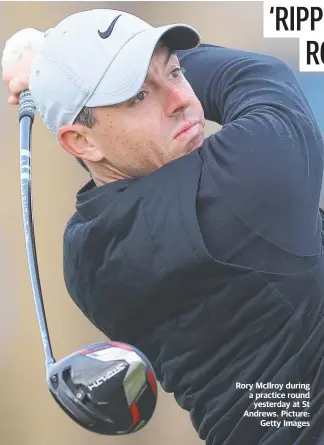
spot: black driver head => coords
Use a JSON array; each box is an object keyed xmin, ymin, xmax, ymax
[{"xmin": 47, "ymin": 341, "xmax": 158, "ymax": 435}]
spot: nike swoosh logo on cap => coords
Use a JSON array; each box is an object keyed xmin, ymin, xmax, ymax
[{"xmin": 98, "ymin": 14, "xmax": 122, "ymax": 39}]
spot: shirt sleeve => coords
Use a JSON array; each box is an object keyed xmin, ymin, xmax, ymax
[{"xmin": 177, "ymin": 44, "xmax": 324, "ymax": 256}]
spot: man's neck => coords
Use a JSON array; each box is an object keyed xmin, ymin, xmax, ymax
[{"xmin": 88, "ymin": 161, "xmax": 132, "ymax": 186}]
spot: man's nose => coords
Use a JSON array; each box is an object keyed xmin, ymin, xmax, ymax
[{"xmin": 163, "ymin": 84, "xmax": 191, "ymax": 116}]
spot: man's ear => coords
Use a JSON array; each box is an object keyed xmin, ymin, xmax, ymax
[{"xmin": 57, "ymin": 124, "xmax": 104, "ymax": 162}]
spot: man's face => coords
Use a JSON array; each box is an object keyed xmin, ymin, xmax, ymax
[{"xmin": 88, "ymin": 45, "xmax": 205, "ymax": 177}]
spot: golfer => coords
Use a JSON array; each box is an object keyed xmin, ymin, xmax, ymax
[{"xmin": 3, "ymin": 8, "xmax": 324, "ymax": 445}]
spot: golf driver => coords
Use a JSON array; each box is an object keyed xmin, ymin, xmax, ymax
[{"xmin": 19, "ymin": 90, "xmax": 158, "ymax": 435}]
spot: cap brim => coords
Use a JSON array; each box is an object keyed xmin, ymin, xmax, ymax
[{"xmin": 86, "ymin": 24, "xmax": 200, "ymax": 107}]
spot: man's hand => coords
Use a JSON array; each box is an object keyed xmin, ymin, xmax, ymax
[{"xmin": 1, "ymin": 28, "xmax": 44, "ymax": 105}]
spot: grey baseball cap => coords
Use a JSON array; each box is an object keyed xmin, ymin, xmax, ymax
[{"xmin": 29, "ymin": 8, "xmax": 200, "ymax": 135}]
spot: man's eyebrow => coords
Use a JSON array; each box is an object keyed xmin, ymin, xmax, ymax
[
  {"xmin": 164, "ymin": 47, "xmax": 176, "ymax": 66},
  {"xmin": 125, "ymin": 46, "xmax": 177, "ymax": 103},
  {"xmin": 139, "ymin": 46, "xmax": 176, "ymax": 88}
]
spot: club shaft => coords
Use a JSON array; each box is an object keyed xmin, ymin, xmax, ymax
[{"xmin": 19, "ymin": 99, "xmax": 55, "ymax": 368}]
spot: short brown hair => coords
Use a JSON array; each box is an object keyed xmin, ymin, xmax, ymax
[
  {"xmin": 73, "ymin": 106, "xmax": 98, "ymax": 128},
  {"xmin": 73, "ymin": 107, "xmax": 98, "ymax": 172}
]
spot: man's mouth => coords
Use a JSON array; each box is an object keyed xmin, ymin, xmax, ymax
[{"xmin": 174, "ymin": 121, "xmax": 201, "ymax": 139}]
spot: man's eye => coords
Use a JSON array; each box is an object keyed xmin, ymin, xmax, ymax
[
  {"xmin": 132, "ymin": 91, "xmax": 147, "ymax": 104},
  {"xmin": 170, "ymin": 67, "xmax": 186, "ymax": 79}
]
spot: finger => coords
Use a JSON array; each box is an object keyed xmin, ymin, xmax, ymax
[
  {"xmin": 2, "ymin": 71, "xmax": 12, "ymax": 86},
  {"xmin": 8, "ymin": 95, "xmax": 19, "ymax": 105},
  {"xmin": 2, "ymin": 63, "xmax": 22, "ymax": 85},
  {"xmin": 8, "ymin": 74, "xmax": 29, "ymax": 95}
]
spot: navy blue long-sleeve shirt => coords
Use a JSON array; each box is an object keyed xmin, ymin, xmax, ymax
[
  {"xmin": 64, "ymin": 44, "xmax": 324, "ymax": 444},
  {"xmin": 180, "ymin": 44, "xmax": 323, "ymax": 262}
]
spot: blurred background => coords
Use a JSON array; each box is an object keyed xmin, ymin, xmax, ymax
[{"xmin": 1, "ymin": 2, "xmax": 324, "ymax": 444}]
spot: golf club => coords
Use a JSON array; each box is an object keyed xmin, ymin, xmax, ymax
[{"xmin": 18, "ymin": 90, "xmax": 157, "ymax": 435}]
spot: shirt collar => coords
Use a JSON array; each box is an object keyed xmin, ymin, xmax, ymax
[{"xmin": 75, "ymin": 178, "xmax": 136, "ymax": 221}]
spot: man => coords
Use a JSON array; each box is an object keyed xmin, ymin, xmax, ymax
[{"xmin": 3, "ymin": 8, "xmax": 324, "ymax": 445}]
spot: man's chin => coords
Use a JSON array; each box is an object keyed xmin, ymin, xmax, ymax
[
  {"xmin": 168, "ymin": 127, "xmax": 205, "ymax": 160},
  {"xmin": 173, "ymin": 141, "xmax": 203, "ymax": 161},
  {"xmin": 186, "ymin": 131, "xmax": 205, "ymax": 154}
]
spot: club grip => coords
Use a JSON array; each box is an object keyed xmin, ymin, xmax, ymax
[{"xmin": 19, "ymin": 90, "xmax": 35, "ymax": 122}]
